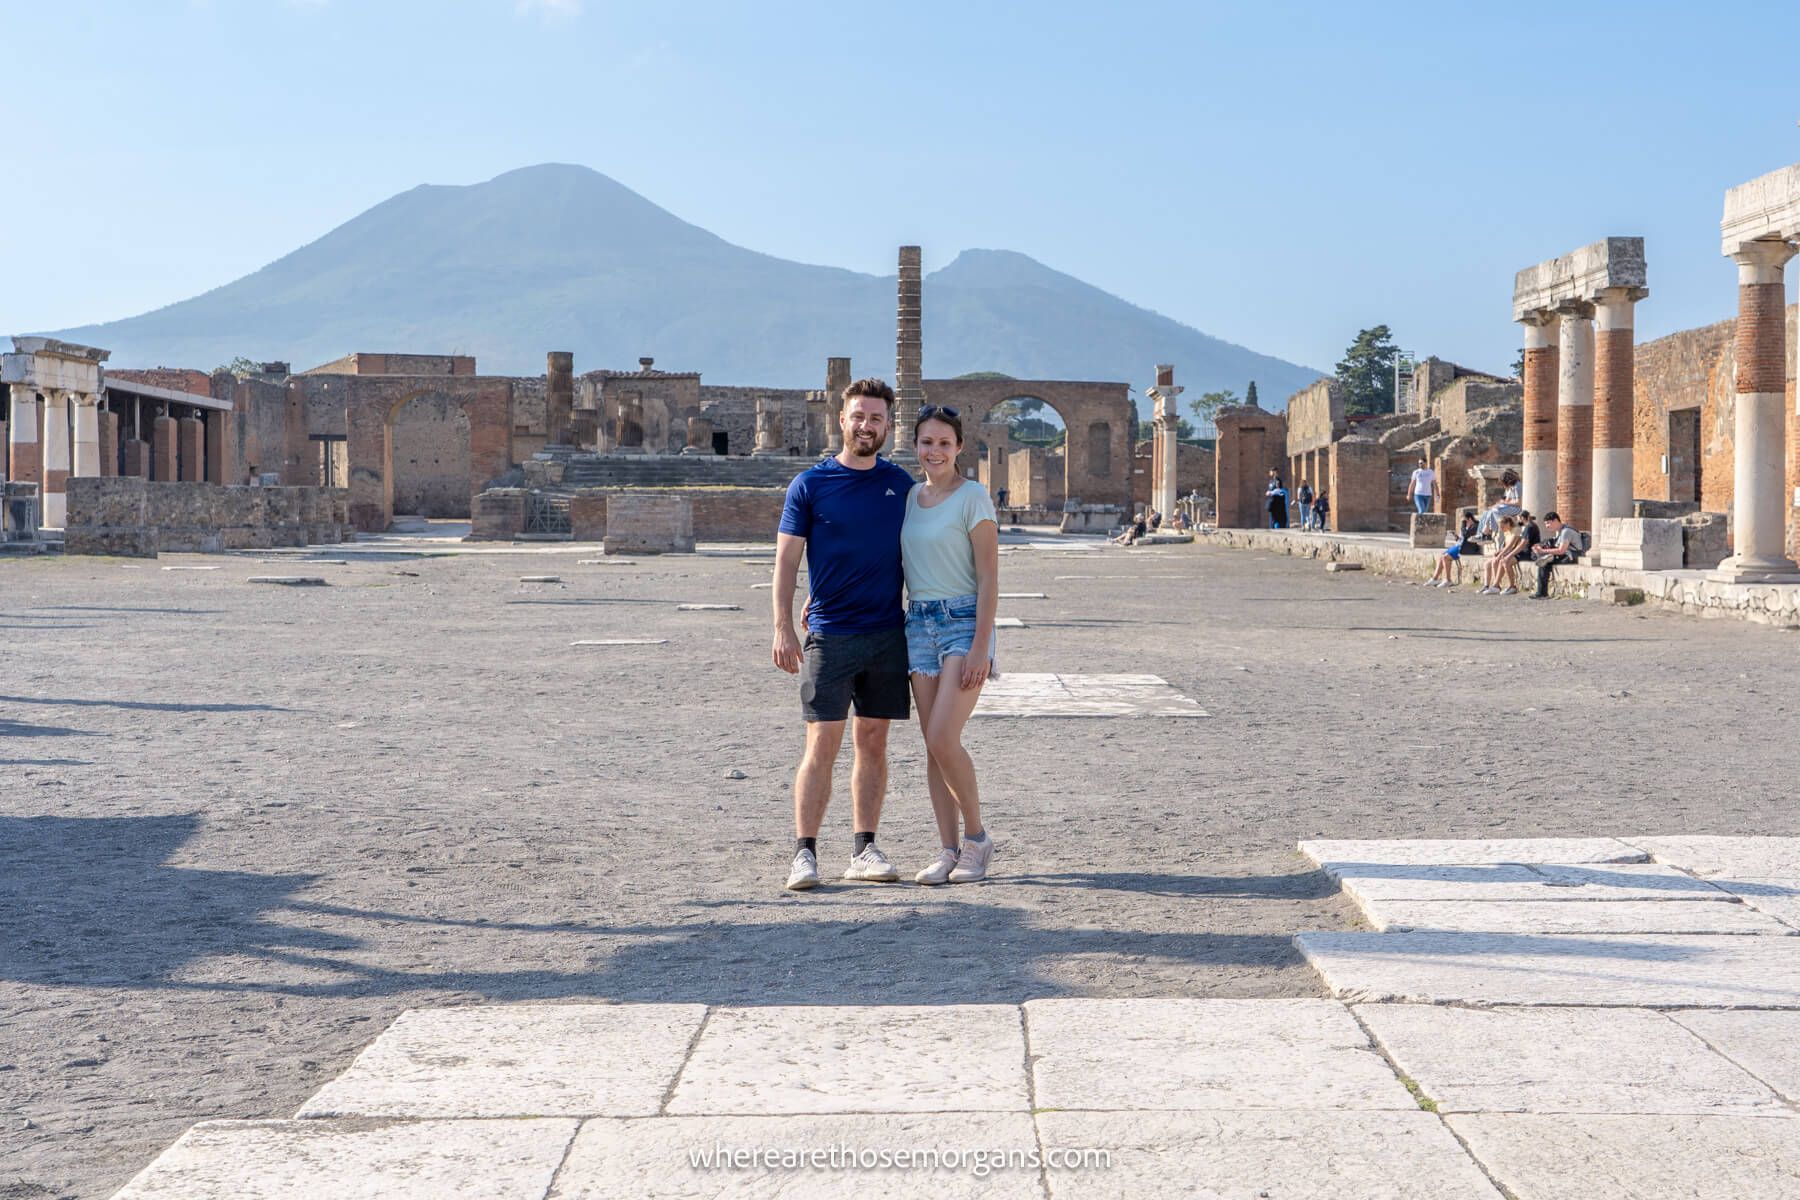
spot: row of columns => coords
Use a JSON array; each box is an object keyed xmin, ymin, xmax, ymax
[{"xmin": 1515, "ymin": 288, "xmax": 1642, "ymax": 535}]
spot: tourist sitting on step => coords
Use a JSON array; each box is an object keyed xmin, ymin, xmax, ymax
[
  {"xmin": 1528, "ymin": 512, "xmax": 1582, "ymax": 600},
  {"xmin": 1111, "ymin": 511, "xmax": 1148, "ymax": 546},
  {"xmin": 1427, "ymin": 538, "xmax": 1466, "ymax": 589},
  {"xmin": 1479, "ymin": 516, "xmax": 1526, "ymax": 595},
  {"xmin": 1475, "ymin": 471, "xmax": 1523, "ymax": 542},
  {"xmin": 1147, "ymin": 509, "xmax": 1163, "ymax": 532}
]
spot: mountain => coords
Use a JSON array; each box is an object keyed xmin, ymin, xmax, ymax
[{"xmin": 47, "ymin": 164, "xmax": 1323, "ymax": 410}]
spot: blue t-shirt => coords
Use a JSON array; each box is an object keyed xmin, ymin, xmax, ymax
[{"xmin": 779, "ymin": 456, "xmax": 914, "ymax": 635}]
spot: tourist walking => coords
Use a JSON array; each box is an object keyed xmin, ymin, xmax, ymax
[
  {"xmin": 1408, "ymin": 457, "xmax": 1439, "ymax": 514},
  {"xmin": 1295, "ymin": 480, "xmax": 1315, "ymax": 531},
  {"xmin": 903, "ymin": 404, "xmax": 1001, "ymax": 884},
  {"xmin": 771, "ymin": 378, "xmax": 915, "ymax": 891},
  {"xmin": 1312, "ymin": 490, "xmax": 1329, "ymax": 531},
  {"xmin": 1266, "ymin": 471, "xmax": 1289, "ymax": 529}
]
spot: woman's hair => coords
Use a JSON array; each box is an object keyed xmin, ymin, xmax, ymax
[
  {"xmin": 1500, "ymin": 516, "xmax": 1516, "ymax": 529},
  {"xmin": 914, "ymin": 405, "xmax": 963, "ymax": 445}
]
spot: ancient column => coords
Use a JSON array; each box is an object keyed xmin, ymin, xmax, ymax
[
  {"xmin": 1714, "ymin": 240, "xmax": 1800, "ymax": 580},
  {"xmin": 98, "ymin": 407, "xmax": 119, "ymax": 476},
  {"xmin": 825, "ymin": 356, "xmax": 850, "ymax": 454},
  {"xmin": 8, "ymin": 385, "xmax": 41, "ymax": 486},
  {"xmin": 1591, "ymin": 287, "xmax": 1640, "ymax": 530},
  {"xmin": 71, "ymin": 394, "xmax": 101, "ymax": 480},
  {"xmin": 681, "ymin": 414, "xmax": 713, "ymax": 455},
  {"xmin": 1555, "ymin": 304, "xmax": 1594, "ymax": 530},
  {"xmin": 751, "ymin": 394, "xmax": 784, "ymax": 456},
  {"xmin": 41, "ymin": 390, "xmax": 71, "ymax": 527},
  {"xmin": 152, "ymin": 413, "xmax": 178, "ymax": 481},
  {"xmin": 893, "ymin": 246, "xmax": 923, "ymax": 463},
  {"xmin": 1519, "ymin": 316, "xmax": 1558, "ymax": 518},
  {"xmin": 546, "ymin": 351, "xmax": 574, "ymax": 446},
  {"xmin": 178, "ymin": 417, "xmax": 204, "ymax": 482},
  {"xmin": 1147, "ymin": 364, "xmax": 1183, "ymax": 522},
  {"xmin": 614, "ymin": 392, "xmax": 645, "ymax": 453}
]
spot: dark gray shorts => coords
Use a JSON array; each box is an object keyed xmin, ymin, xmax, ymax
[{"xmin": 799, "ymin": 626, "xmax": 911, "ymax": 723}]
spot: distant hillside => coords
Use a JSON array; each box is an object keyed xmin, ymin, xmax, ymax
[{"xmin": 47, "ymin": 164, "xmax": 1323, "ymax": 410}]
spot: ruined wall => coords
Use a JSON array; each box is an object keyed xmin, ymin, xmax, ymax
[
  {"xmin": 391, "ymin": 392, "xmax": 473, "ymax": 517},
  {"xmin": 1132, "ymin": 441, "xmax": 1215, "ymax": 507},
  {"xmin": 64, "ymin": 476, "xmax": 351, "ymax": 556},
  {"xmin": 229, "ymin": 376, "xmax": 300, "ymax": 483},
  {"xmin": 698, "ymin": 386, "xmax": 815, "ymax": 456},
  {"xmin": 1437, "ymin": 379, "xmax": 1522, "ymax": 440},
  {"xmin": 300, "ymin": 353, "xmax": 476, "ymax": 377},
  {"xmin": 510, "ymin": 378, "xmax": 548, "ymax": 459},
  {"xmin": 107, "ymin": 367, "xmax": 215, "ymax": 395},
  {"xmin": 566, "ymin": 486, "xmax": 786, "ymax": 543},
  {"xmin": 1285, "ymin": 379, "xmax": 1347, "ymax": 455}
]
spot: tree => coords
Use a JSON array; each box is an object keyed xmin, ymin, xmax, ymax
[
  {"xmin": 1335, "ymin": 325, "xmax": 1400, "ymax": 416},
  {"xmin": 1511, "ymin": 347, "xmax": 1525, "ymax": 378},
  {"xmin": 1245, "ymin": 381, "xmax": 1259, "ymax": 407},
  {"xmin": 214, "ymin": 356, "xmax": 260, "ymax": 378},
  {"xmin": 1189, "ymin": 388, "xmax": 1238, "ymax": 432}
]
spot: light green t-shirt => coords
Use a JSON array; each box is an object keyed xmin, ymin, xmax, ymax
[{"xmin": 901, "ymin": 479, "xmax": 998, "ymax": 601}]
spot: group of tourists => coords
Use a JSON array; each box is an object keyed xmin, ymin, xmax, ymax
[
  {"xmin": 1425, "ymin": 470, "xmax": 1586, "ymax": 598},
  {"xmin": 1265, "ymin": 470, "xmax": 1329, "ymax": 531},
  {"xmin": 771, "ymin": 379, "xmax": 999, "ymax": 892}
]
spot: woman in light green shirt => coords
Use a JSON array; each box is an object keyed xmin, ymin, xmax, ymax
[{"xmin": 901, "ymin": 405, "xmax": 1000, "ymax": 885}]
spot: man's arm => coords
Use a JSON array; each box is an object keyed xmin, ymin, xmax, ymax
[{"xmin": 771, "ymin": 532, "xmax": 806, "ymax": 674}]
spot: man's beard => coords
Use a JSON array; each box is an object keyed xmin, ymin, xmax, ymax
[{"xmin": 847, "ymin": 432, "xmax": 880, "ymax": 458}]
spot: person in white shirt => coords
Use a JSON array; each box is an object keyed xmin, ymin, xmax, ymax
[{"xmin": 1408, "ymin": 458, "xmax": 1439, "ymax": 515}]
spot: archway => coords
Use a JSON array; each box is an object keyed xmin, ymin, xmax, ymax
[
  {"xmin": 920, "ymin": 378, "xmax": 1134, "ymax": 509},
  {"xmin": 390, "ymin": 391, "xmax": 473, "ymax": 517}
]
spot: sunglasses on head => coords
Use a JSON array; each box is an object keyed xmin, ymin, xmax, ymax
[{"xmin": 917, "ymin": 404, "xmax": 959, "ymax": 421}]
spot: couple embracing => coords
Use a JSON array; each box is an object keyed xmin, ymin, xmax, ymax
[{"xmin": 770, "ymin": 378, "xmax": 999, "ymax": 892}]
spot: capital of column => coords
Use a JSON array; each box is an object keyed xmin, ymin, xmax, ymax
[
  {"xmin": 8, "ymin": 381, "xmax": 39, "ymax": 406},
  {"xmin": 1519, "ymin": 313, "xmax": 1557, "ymax": 350},
  {"xmin": 1730, "ymin": 239, "xmax": 1797, "ymax": 285},
  {"xmin": 1594, "ymin": 286, "xmax": 1645, "ymax": 332},
  {"xmin": 1555, "ymin": 300, "xmax": 1596, "ymax": 326}
]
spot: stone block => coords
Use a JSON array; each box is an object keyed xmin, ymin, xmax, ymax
[
  {"xmin": 1682, "ymin": 511, "xmax": 1729, "ymax": 569},
  {"xmin": 1026, "ymin": 998, "xmax": 1413, "ymax": 1111},
  {"xmin": 1409, "ymin": 511, "xmax": 1449, "ymax": 548},
  {"xmin": 63, "ymin": 527, "xmax": 156, "ymax": 557},
  {"xmin": 1328, "ymin": 861, "xmax": 1733, "ymax": 905},
  {"xmin": 300, "ymin": 1004, "xmax": 706, "ymax": 1119},
  {"xmin": 468, "ymin": 488, "xmax": 526, "ymax": 541},
  {"xmin": 1360, "ymin": 1005, "xmax": 1784, "ymax": 1115},
  {"xmin": 1635, "ymin": 498, "xmax": 1700, "ymax": 519},
  {"xmin": 1325, "ymin": 560, "xmax": 1364, "ymax": 571},
  {"xmin": 1597, "ymin": 517, "xmax": 1682, "ymax": 570},
  {"xmin": 668, "ymin": 1005, "xmax": 1028, "ymax": 1115},
  {"xmin": 1299, "ymin": 839, "xmax": 1648, "ymax": 867},
  {"xmin": 568, "ymin": 488, "xmax": 607, "ymax": 540},
  {"xmin": 1628, "ymin": 836, "xmax": 1800, "ymax": 879},
  {"xmin": 1671, "ymin": 1011, "xmax": 1800, "ymax": 1103},
  {"xmin": 603, "ymin": 493, "xmax": 694, "ymax": 555}
]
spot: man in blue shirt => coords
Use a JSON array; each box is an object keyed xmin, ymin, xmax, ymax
[{"xmin": 771, "ymin": 378, "xmax": 914, "ymax": 891}]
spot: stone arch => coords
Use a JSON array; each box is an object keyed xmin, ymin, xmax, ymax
[
  {"xmin": 390, "ymin": 390, "xmax": 473, "ymax": 517},
  {"xmin": 322, "ymin": 376, "xmax": 512, "ymax": 532},
  {"xmin": 917, "ymin": 377, "xmax": 1135, "ymax": 508}
]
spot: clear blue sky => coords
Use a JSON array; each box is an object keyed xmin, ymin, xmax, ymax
[{"xmin": 6, "ymin": 0, "xmax": 1797, "ymax": 381}]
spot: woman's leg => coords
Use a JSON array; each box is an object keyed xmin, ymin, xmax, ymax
[
  {"xmin": 920, "ymin": 654, "xmax": 986, "ymax": 837},
  {"xmin": 909, "ymin": 672, "xmax": 962, "ymax": 849}
]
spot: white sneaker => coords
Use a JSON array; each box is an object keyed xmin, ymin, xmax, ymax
[
  {"xmin": 785, "ymin": 848, "xmax": 820, "ymax": 891},
  {"xmin": 843, "ymin": 845, "xmax": 900, "ymax": 882},
  {"xmin": 1479, "ymin": 586, "xmax": 1498, "ymax": 595},
  {"xmin": 947, "ymin": 834, "xmax": 995, "ymax": 883},
  {"xmin": 1501, "ymin": 586, "xmax": 1518, "ymax": 595},
  {"xmin": 915, "ymin": 847, "xmax": 959, "ymax": 885}
]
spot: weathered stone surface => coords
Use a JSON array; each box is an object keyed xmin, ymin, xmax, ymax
[
  {"xmin": 1035, "ymin": 1110, "xmax": 1502, "ymax": 1200},
  {"xmin": 1297, "ymin": 932, "xmax": 1800, "ymax": 1006},
  {"xmin": 1671, "ymin": 1011, "xmax": 1800, "ymax": 1103},
  {"xmin": 299, "ymin": 1004, "xmax": 706, "ymax": 1118},
  {"xmin": 1628, "ymin": 836, "xmax": 1800, "ymax": 879},
  {"xmin": 1513, "ymin": 237, "xmax": 1648, "ymax": 319},
  {"xmin": 1448, "ymin": 1113, "xmax": 1800, "ymax": 1200},
  {"xmin": 973, "ymin": 673, "xmax": 1208, "ymax": 718},
  {"xmin": 1410, "ymin": 511, "xmax": 1449, "ymax": 548},
  {"xmin": 668, "ymin": 1005, "xmax": 1028, "ymax": 1115},
  {"xmin": 1597, "ymin": 517, "xmax": 1682, "ymax": 570},
  {"xmin": 549, "ymin": 1112, "xmax": 1045, "ymax": 1199},
  {"xmin": 1325, "ymin": 560, "xmax": 1364, "ymax": 571},
  {"xmin": 112, "ymin": 1118, "xmax": 577, "ymax": 1199},
  {"xmin": 1359, "ymin": 1004, "xmax": 1784, "ymax": 1114},
  {"xmin": 604, "ymin": 493, "xmax": 695, "ymax": 555},
  {"xmin": 1025, "ymin": 998, "xmax": 1413, "ymax": 1111},
  {"xmin": 1355, "ymin": 897, "xmax": 1792, "ymax": 935},
  {"xmin": 1332, "ymin": 862, "xmax": 1732, "ymax": 905},
  {"xmin": 1300, "ymin": 839, "xmax": 1647, "ymax": 867}
]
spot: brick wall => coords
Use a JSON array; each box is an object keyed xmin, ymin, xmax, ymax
[
  {"xmin": 391, "ymin": 392, "xmax": 473, "ymax": 517},
  {"xmin": 566, "ymin": 486, "xmax": 786, "ymax": 543},
  {"xmin": 64, "ymin": 477, "xmax": 351, "ymax": 556},
  {"xmin": 107, "ymin": 367, "xmax": 215, "ymax": 395}
]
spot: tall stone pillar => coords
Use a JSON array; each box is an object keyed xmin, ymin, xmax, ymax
[
  {"xmin": 1714, "ymin": 240, "xmax": 1800, "ymax": 581},
  {"xmin": 152, "ymin": 414, "xmax": 178, "ymax": 481},
  {"xmin": 546, "ymin": 351, "xmax": 574, "ymax": 446},
  {"xmin": 893, "ymin": 246, "xmax": 923, "ymax": 464},
  {"xmin": 1520, "ymin": 317, "xmax": 1558, "ymax": 518},
  {"xmin": 72, "ymin": 395, "xmax": 101, "ymax": 481},
  {"xmin": 98, "ymin": 408, "xmax": 119, "ymax": 476},
  {"xmin": 7, "ymin": 385, "xmax": 41, "ymax": 486},
  {"xmin": 178, "ymin": 417, "xmax": 204, "ymax": 482},
  {"xmin": 825, "ymin": 356, "xmax": 850, "ymax": 454},
  {"xmin": 1592, "ymin": 287, "xmax": 1640, "ymax": 530},
  {"xmin": 1555, "ymin": 305, "xmax": 1595, "ymax": 530},
  {"xmin": 751, "ymin": 394, "xmax": 784, "ymax": 456},
  {"xmin": 41, "ymin": 390, "xmax": 71, "ymax": 527},
  {"xmin": 1147, "ymin": 363, "xmax": 1183, "ymax": 521}
]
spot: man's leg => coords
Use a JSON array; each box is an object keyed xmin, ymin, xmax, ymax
[
  {"xmin": 849, "ymin": 717, "xmax": 890, "ymax": 836},
  {"xmin": 1534, "ymin": 556, "xmax": 1556, "ymax": 598},
  {"xmin": 794, "ymin": 720, "xmax": 846, "ymax": 839}
]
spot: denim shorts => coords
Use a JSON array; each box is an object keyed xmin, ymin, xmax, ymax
[{"xmin": 904, "ymin": 594, "xmax": 998, "ymax": 678}]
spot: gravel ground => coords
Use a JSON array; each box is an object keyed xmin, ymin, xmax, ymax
[{"xmin": 2, "ymin": 532, "xmax": 1796, "ymax": 1198}]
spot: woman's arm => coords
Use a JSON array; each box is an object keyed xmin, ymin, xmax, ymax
[{"xmin": 963, "ymin": 518, "xmax": 1000, "ymax": 690}]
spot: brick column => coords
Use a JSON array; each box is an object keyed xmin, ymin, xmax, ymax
[
  {"xmin": 1520, "ymin": 316, "xmax": 1558, "ymax": 517},
  {"xmin": 178, "ymin": 417, "xmax": 204, "ymax": 482},
  {"xmin": 546, "ymin": 351, "xmax": 574, "ymax": 446},
  {"xmin": 41, "ymin": 390, "xmax": 72, "ymax": 527},
  {"xmin": 204, "ymin": 410, "xmax": 230, "ymax": 483},
  {"xmin": 1591, "ymin": 287, "xmax": 1639, "ymax": 531},
  {"xmin": 98, "ymin": 408, "xmax": 118, "ymax": 476},
  {"xmin": 825, "ymin": 357, "xmax": 850, "ymax": 454},
  {"xmin": 7, "ymin": 385, "xmax": 41, "ymax": 486},
  {"xmin": 892, "ymin": 245, "xmax": 922, "ymax": 465},
  {"xmin": 1713, "ymin": 240, "xmax": 1800, "ymax": 581},
  {"xmin": 1555, "ymin": 304, "xmax": 1595, "ymax": 530},
  {"xmin": 152, "ymin": 415, "xmax": 178, "ymax": 481}
]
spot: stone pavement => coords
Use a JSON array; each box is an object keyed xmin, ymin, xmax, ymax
[{"xmin": 113, "ymin": 837, "xmax": 1800, "ymax": 1198}]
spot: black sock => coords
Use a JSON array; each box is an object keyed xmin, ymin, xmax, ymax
[
  {"xmin": 795, "ymin": 837, "xmax": 817, "ymax": 855},
  {"xmin": 854, "ymin": 831, "xmax": 875, "ymax": 855}
]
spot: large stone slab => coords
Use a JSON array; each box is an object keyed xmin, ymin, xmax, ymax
[
  {"xmin": 1300, "ymin": 838, "xmax": 1647, "ymax": 867},
  {"xmin": 1353, "ymin": 897, "xmax": 1792, "ymax": 935},
  {"xmin": 667, "ymin": 1005, "xmax": 1028, "ymax": 1114},
  {"xmin": 1297, "ymin": 932, "xmax": 1800, "ymax": 1007},
  {"xmin": 1358, "ymin": 1004, "xmax": 1784, "ymax": 1114},
  {"xmin": 1712, "ymin": 880, "xmax": 1800, "ymax": 931},
  {"xmin": 298, "ymin": 1004, "xmax": 706, "ymax": 1118},
  {"xmin": 112, "ymin": 1118, "xmax": 578, "ymax": 1199},
  {"xmin": 1035, "ymin": 1110, "xmax": 1503, "ymax": 1200},
  {"xmin": 1025, "ymin": 998, "xmax": 1414, "ymax": 1110},
  {"xmin": 1628, "ymin": 836, "xmax": 1800, "ymax": 879},
  {"xmin": 1448, "ymin": 1113, "xmax": 1800, "ymax": 1200},
  {"xmin": 548, "ymin": 1112, "xmax": 1045, "ymax": 1198},
  {"xmin": 973, "ymin": 673, "xmax": 1208, "ymax": 718},
  {"xmin": 1671, "ymin": 1010, "xmax": 1800, "ymax": 1103},
  {"xmin": 1332, "ymin": 862, "xmax": 1732, "ymax": 905}
]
